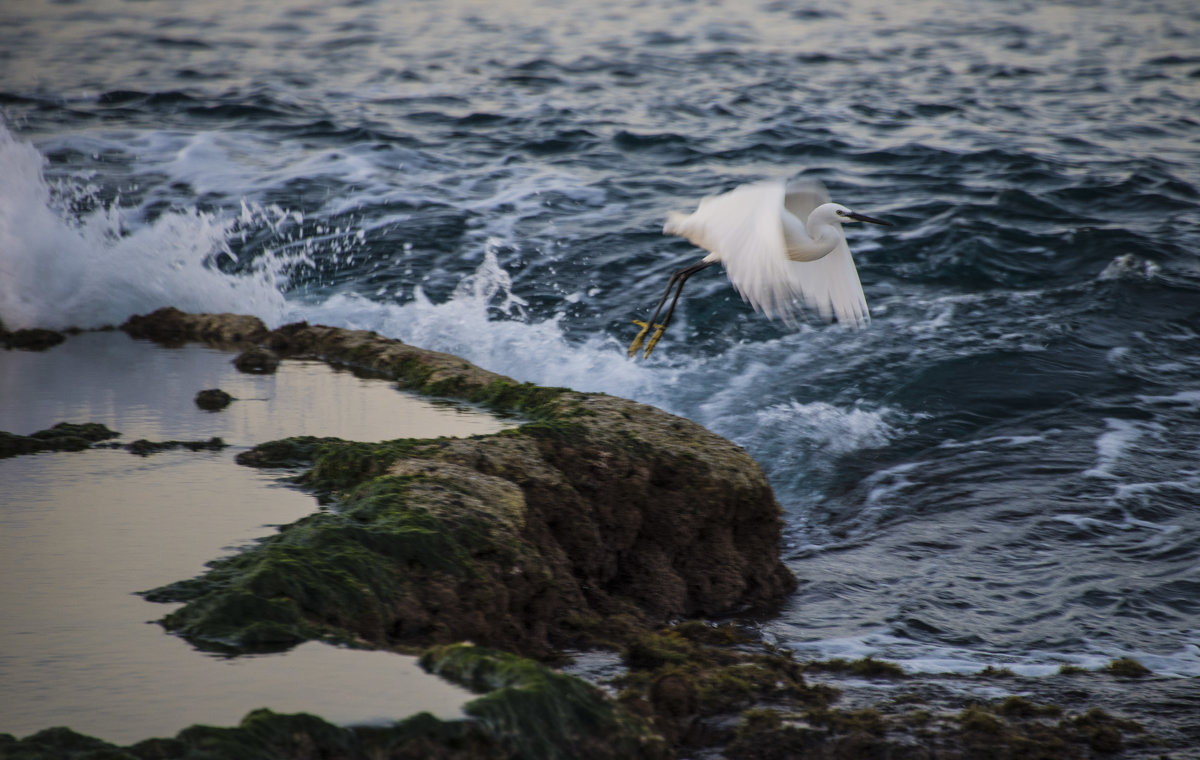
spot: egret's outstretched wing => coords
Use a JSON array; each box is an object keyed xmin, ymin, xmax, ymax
[
  {"xmin": 664, "ymin": 178, "xmax": 870, "ymax": 326},
  {"xmin": 790, "ymin": 235, "xmax": 870, "ymax": 327},
  {"xmin": 783, "ymin": 178, "xmax": 830, "ymax": 223},
  {"xmin": 666, "ymin": 180, "xmax": 803, "ymax": 322}
]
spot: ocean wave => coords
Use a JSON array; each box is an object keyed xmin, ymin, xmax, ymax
[{"xmin": 0, "ymin": 122, "xmax": 293, "ymax": 330}]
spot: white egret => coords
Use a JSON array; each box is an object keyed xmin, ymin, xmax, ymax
[{"xmin": 628, "ymin": 178, "xmax": 891, "ymax": 358}]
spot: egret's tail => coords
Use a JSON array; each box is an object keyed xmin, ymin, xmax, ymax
[{"xmin": 663, "ymin": 211, "xmax": 690, "ymax": 236}]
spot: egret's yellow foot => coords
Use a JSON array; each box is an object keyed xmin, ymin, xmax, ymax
[
  {"xmin": 643, "ymin": 323, "xmax": 668, "ymax": 358},
  {"xmin": 628, "ymin": 320, "xmax": 652, "ymax": 358}
]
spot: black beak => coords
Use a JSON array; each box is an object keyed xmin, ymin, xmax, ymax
[{"xmin": 844, "ymin": 211, "xmax": 892, "ymax": 226}]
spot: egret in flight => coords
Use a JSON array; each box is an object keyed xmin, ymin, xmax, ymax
[{"xmin": 628, "ymin": 178, "xmax": 891, "ymax": 358}]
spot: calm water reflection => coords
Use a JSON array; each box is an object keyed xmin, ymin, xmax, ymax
[{"xmin": 0, "ymin": 332, "xmax": 507, "ymax": 743}]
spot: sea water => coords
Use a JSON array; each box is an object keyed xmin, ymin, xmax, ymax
[
  {"xmin": 0, "ymin": 332, "xmax": 509, "ymax": 742},
  {"xmin": 2, "ymin": 0, "xmax": 1198, "ymax": 712}
]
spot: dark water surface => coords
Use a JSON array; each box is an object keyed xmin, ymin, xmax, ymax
[{"xmin": 2, "ymin": 0, "xmax": 1198, "ymax": 702}]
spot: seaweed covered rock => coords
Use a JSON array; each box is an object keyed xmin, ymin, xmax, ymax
[
  {"xmin": 612, "ymin": 622, "xmax": 836, "ymax": 748},
  {"xmin": 130, "ymin": 310, "xmax": 795, "ymax": 658},
  {"xmin": 0, "ymin": 647, "xmax": 666, "ymax": 760},
  {"xmin": 4, "ymin": 327, "xmax": 66, "ymax": 351},
  {"xmin": 127, "ymin": 437, "xmax": 227, "ymax": 456},
  {"xmin": 0, "ymin": 422, "xmax": 120, "ymax": 459},
  {"xmin": 122, "ymin": 307, "xmax": 269, "ymax": 348},
  {"xmin": 234, "ymin": 347, "xmax": 280, "ymax": 374},
  {"xmin": 194, "ymin": 388, "xmax": 234, "ymax": 411},
  {"xmin": 421, "ymin": 643, "xmax": 668, "ymax": 760}
]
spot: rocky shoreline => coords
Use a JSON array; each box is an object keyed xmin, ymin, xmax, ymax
[{"xmin": 1, "ymin": 310, "xmax": 1189, "ymax": 759}]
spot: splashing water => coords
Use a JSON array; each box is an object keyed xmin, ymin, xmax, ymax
[
  {"xmin": 0, "ymin": 123, "xmax": 294, "ymax": 331},
  {"xmin": 293, "ymin": 240, "xmax": 667, "ymax": 402}
]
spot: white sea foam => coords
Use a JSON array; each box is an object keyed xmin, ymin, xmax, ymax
[
  {"xmin": 1136, "ymin": 389, "xmax": 1200, "ymax": 408},
  {"xmin": 0, "ymin": 123, "xmax": 292, "ymax": 331},
  {"xmin": 708, "ymin": 399, "xmax": 898, "ymax": 492},
  {"xmin": 1082, "ymin": 417, "xmax": 1146, "ymax": 479},
  {"xmin": 782, "ymin": 629, "xmax": 1200, "ymax": 678},
  {"xmin": 1098, "ymin": 253, "xmax": 1160, "ymax": 281}
]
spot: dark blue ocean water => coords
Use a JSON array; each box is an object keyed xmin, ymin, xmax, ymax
[{"xmin": 2, "ymin": 0, "xmax": 1199, "ymax": 677}]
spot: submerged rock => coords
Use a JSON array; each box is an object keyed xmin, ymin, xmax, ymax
[
  {"xmin": 128, "ymin": 309, "xmax": 794, "ymax": 658},
  {"xmin": 126, "ymin": 437, "xmax": 227, "ymax": 456}
]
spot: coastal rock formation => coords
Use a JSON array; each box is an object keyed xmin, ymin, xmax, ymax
[
  {"xmin": 2, "ymin": 326, "xmax": 66, "ymax": 351},
  {"xmin": 0, "ymin": 644, "xmax": 667, "ymax": 760},
  {"xmin": 0, "ymin": 422, "xmax": 120, "ymax": 458},
  {"xmin": 128, "ymin": 308, "xmax": 795, "ymax": 658}
]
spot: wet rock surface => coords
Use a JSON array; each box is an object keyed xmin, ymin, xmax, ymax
[
  {"xmin": 131, "ymin": 307, "xmax": 795, "ymax": 658},
  {"xmin": 125, "ymin": 437, "xmax": 228, "ymax": 456},
  {"xmin": 0, "ymin": 644, "xmax": 668, "ymax": 760},
  {"xmin": 233, "ymin": 346, "xmax": 280, "ymax": 374},
  {"xmin": 194, "ymin": 388, "xmax": 234, "ymax": 411},
  {"xmin": 0, "ymin": 422, "xmax": 229, "ymax": 459},
  {"xmin": 3, "ymin": 326, "xmax": 67, "ymax": 351},
  {"xmin": 0, "ymin": 421, "xmax": 120, "ymax": 458}
]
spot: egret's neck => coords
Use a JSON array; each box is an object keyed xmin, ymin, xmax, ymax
[{"xmin": 782, "ymin": 213, "xmax": 839, "ymax": 262}]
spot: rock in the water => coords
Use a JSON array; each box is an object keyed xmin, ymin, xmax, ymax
[
  {"xmin": 132, "ymin": 310, "xmax": 795, "ymax": 659},
  {"xmin": 233, "ymin": 347, "xmax": 280, "ymax": 374},
  {"xmin": 195, "ymin": 388, "xmax": 234, "ymax": 411},
  {"xmin": 0, "ymin": 422, "xmax": 121, "ymax": 459},
  {"xmin": 122, "ymin": 307, "xmax": 269, "ymax": 348},
  {"xmin": 4, "ymin": 328, "xmax": 66, "ymax": 351},
  {"xmin": 0, "ymin": 646, "xmax": 668, "ymax": 760},
  {"xmin": 127, "ymin": 437, "xmax": 227, "ymax": 456}
]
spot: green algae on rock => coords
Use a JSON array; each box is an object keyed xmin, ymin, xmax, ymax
[
  {"xmin": 421, "ymin": 643, "xmax": 668, "ymax": 760},
  {"xmin": 128, "ymin": 308, "xmax": 795, "ymax": 658},
  {"xmin": 3, "ymin": 327, "xmax": 67, "ymax": 351},
  {"xmin": 611, "ymin": 622, "xmax": 836, "ymax": 749},
  {"xmin": 804, "ymin": 656, "xmax": 907, "ymax": 679},
  {"xmin": 719, "ymin": 696, "xmax": 1146, "ymax": 759},
  {"xmin": 0, "ymin": 646, "xmax": 666, "ymax": 760},
  {"xmin": 0, "ymin": 422, "xmax": 120, "ymax": 458},
  {"xmin": 127, "ymin": 437, "xmax": 228, "ymax": 456},
  {"xmin": 0, "ymin": 709, "xmax": 491, "ymax": 760}
]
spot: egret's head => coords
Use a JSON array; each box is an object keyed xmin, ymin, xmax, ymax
[{"xmin": 833, "ymin": 204, "xmax": 892, "ymax": 226}]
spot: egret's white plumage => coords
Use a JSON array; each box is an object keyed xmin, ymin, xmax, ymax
[{"xmin": 629, "ymin": 177, "xmax": 890, "ymax": 358}]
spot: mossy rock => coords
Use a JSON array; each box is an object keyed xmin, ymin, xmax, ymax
[
  {"xmin": 721, "ymin": 696, "xmax": 1146, "ymax": 760},
  {"xmin": 233, "ymin": 347, "xmax": 280, "ymax": 374},
  {"xmin": 4, "ymin": 328, "xmax": 66, "ymax": 351},
  {"xmin": 146, "ymin": 467, "xmax": 569, "ymax": 656},
  {"xmin": 612, "ymin": 623, "xmax": 835, "ymax": 747},
  {"xmin": 194, "ymin": 389, "xmax": 234, "ymax": 411},
  {"xmin": 1103, "ymin": 657, "xmax": 1152, "ymax": 678},
  {"xmin": 122, "ymin": 307, "xmax": 268, "ymax": 348},
  {"xmin": 126, "ymin": 438, "xmax": 227, "ymax": 457},
  {"xmin": 0, "ymin": 709, "xmax": 492, "ymax": 760},
  {"xmin": 0, "ymin": 647, "xmax": 666, "ymax": 760},
  {"xmin": 805, "ymin": 656, "xmax": 907, "ymax": 679},
  {"xmin": 421, "ymin": 643, "xmax": 668, "ymax": 760},
  {"xmin": 135, "ymin": 310, "xmax": 795, "ymax": 658},
  {"xmin": 0, "ymin": 422, "xmax": 121, "ymax": 459}
]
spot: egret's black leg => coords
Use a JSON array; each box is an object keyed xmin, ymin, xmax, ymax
[
  {"xmin": 630, "ymin": 264, "xmax": 692, "ymax": 357},
  {"xmin": 656, "ymin": 260, "xmax": 714, "ymax": 330},
  {"xmin": 630, "ymin": 259, "xmax": 715, "ymax": 358}
]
